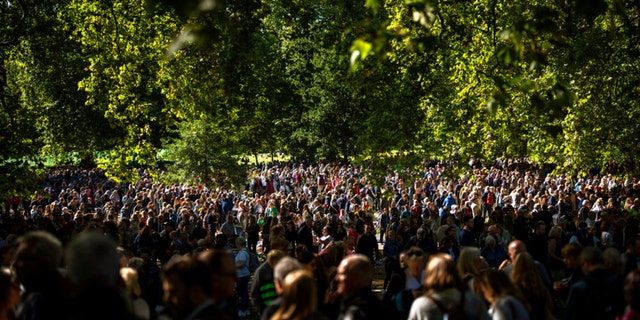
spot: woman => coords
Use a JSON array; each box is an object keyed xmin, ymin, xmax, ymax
[
  {"xmin": 235, "ymin": 236, "xmax": 252, "ymax": 318},
  {"xmin": 481, "ymin": 235, "xmax": 507, "ymax": 269},
  {"xmin": 270, "ymin": 270, "xmax": 327, "ymax": 320},
  {"xmin": 120, "ymin": 267, "xmax": 150, "ymax": 320},
  {"xmin": 547, "ymin": 226, "xmax": 565, "ymax": 281},
  {"xmin": 618, "ymin": 269, "xmax": 640, "ymax": 320},
  {"xmin": 246, "ymin": 215, "xmax": 261, "ymax": 253},
  {"xmin": 475, "ymin": 269, "xmax": 530, "ymax": 320},
  {"xmin": 383, "ymin": 229, "xmax": 403, "ymax": 290},
  {"xmin": 512, "ymin": 252, "xmax": 553, "ymax": 320},
  {"xmin": 408, "ymin": 254, "xmax": 488, "ymax": 320},
  {"xmin": 458, "ymin": 247, "xmax": 488, "ymax": 291}
]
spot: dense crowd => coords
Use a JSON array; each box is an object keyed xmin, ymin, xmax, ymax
[{"xmin": 2, "ymin": 159, "xmax": 640, "ymax": 320}]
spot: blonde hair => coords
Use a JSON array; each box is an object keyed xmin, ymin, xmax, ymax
[
  {"xmin": 511, "ymin": 252, "xmax": 546, "ymax": 311},
  {"xmin": 423, "ymin": 253, "xmax": 464, "ymax": 295},
  {"xmin": 270, "ymin": 270, "xmax": 317, "ymax": 320},
  {"xmin": 457, "ymin": 247, "xmax": 482, "ymax": 277},
  {"xmin": 120, "ymin": 267, "xmax": 142, "ymax": 296}
]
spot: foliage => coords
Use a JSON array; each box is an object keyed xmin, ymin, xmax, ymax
[{"xmin": 2, "ymin": 0, "xmax": 640, "ymax": 199}]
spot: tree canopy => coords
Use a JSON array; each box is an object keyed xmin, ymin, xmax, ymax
[{"xmin": 1, "ymin": 0, "xmax": 639, "ymax": 197}]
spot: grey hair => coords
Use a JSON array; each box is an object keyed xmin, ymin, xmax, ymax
[{"xmin": 274, "ymin": 256, "xmax": 302, "ymax": 283}]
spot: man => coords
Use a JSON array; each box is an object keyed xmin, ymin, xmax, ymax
[
  {"xmin": 297, "ymin": 215, "xmax": 315, "ymax": 253},
  {"xmin": 162, "ymin": 254, "xmax": 229, "ymax": 320},
  {"xmin": 260, "ymin": 256, "xmax": 303, "ymax": 320},
  {"xmin": 384, "ymin": 247, "xmax": 427, "ymax": 318},
  {"xmin": 458, "ymin": 215, "xmax": 476, "ymax": 247},
  {"xmin": 564, "ymin": 246, "xmax": 625, "ymax": 320},
  {"xmin": 528, "ymin": 220, "xmax": 549, "ymax": 267},
  {"xmin": 404, "ymin": 228, "xmax": 437, "ymax": 255},
  {"xmin": 12, "ymin": 231, "xmax": 70, "ymax": 320},
  {"xmin": 250, "ymin": 249, "xmax": 286, "ymax": 317},
  {"xmin": 500, "ymin": 240, "xmax": 552, "ymax": 288},
  {"xmin": 355, "ymin": 224, "xmax": 380, "ymax": 263},
  {"xmin": 335, "ymin": 254, "xmax": 391, "ymax": 320}
]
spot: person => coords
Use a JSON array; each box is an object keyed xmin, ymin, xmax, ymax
[
  {"xmin": 0, "ymin": 268, "xmax": 20, "ymax": 320},
  {"xmin": 481, "ymin": 235, "xmax": 507, "ymax": 269},
  {"xmin": 121, "ymin": 267, "xmax": 151, "ymax": 320},
  {"xmin": 234, "ymin": 236, "xmax": 252, "ymax": 318},
  {"xmin": 251, "ymin": 249, "xmax": 286, "ymax": 317},
  {"xmin": 404, "ymin": 228, "xmax": 437, "ymax": 256},
  {"xmin": 618, "ymin": 269, "xmax": 640, "ymax": 320},
  {"xmin": 407, "ymin": 253, "xmax": 488, "ymax": 320},
  {"xmin": 564, "ymin": 246, "xmax": 625, "ymax": 320},
  {"xmin": 12, "ymin": 231, "xmax": 70, "ymax": 320},
  {"xmin": 197, "ymin": 249, "xmax": 237, "ymax": 318},
  {"xmin": 260, "ymin": 257, "xmax": 303, "ymax": 320},
  {"xmin": 459, "ymin": 215, "xmax": 476, "ymax": 248},
  {"xmin": 382, "ymin": 229, "xmax": 402, "ymax": 290},
  {"xmin": 384, "ymin": 247, "xmax": 427, "ymax": 318},
  {"xmin": 297, "ymin": 215, "xmax": 315, "ymax": 253},
  {"xmin": 65, "ymin": 232, "xmax": 138, "ymax": 320},
  {"xmin": 335, "ymin": 254, "xmax": 391, "ymax": 320},
  {"xmin": 511, "ymin": 252, "xmax": 553, "ymax": 320},
  {"xmin": 553, "ymin": 243, "xmax": 584, "ymax": 298},
  {"xmin": 269, "ymin": 269, "xmax": 328, "ymax": 320},
  {"xmin": 458, "ymin": 247, "xmax": 488, "ymax": 291},
  {"xmin": 547, "ymin": 225, "xmax": 565, "ymax": 281},
  {"xmin": 246, "ymin": 215, "xmax": 261, "ymax": 253},
  {"xmin": 499, "ymin": 240, "xmax": 552, "ymax": 289},
  {"xmin": 161, "ymin": 254, "xmax": 228, "ymax": 320},
  {"xmin": 355, "ymin": 224, "xmax": 379, "ymax": 264},
  {"xmin": 475, "ymin": 269, "xmax": 531, "ymax": 320}
]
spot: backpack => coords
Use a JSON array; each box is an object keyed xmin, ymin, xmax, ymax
[{"xmin": 427, "ymin": 291, "xmax": 467, "ymax": 320}]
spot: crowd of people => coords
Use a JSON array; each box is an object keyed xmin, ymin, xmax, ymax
[{"xmin": 1, "ymin": 158, "xmax": 640, "ymax": 320}]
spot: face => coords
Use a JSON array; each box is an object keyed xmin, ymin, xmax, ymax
[
  {"xmin": 563, "ymin": 254, "xmax": 580, "ymax": 269},
  {"xmin": 335, "ymin": 259, "xmax": 352, "ymax": 296},
  {"xmin": 162, "ymin": 275, "xmax": 190, "ymax": 317},
  {"xmin": 407, "ymin": 258, "xmax": 425, "ymax": 278}
]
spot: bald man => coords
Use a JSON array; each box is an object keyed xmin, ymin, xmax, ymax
[
  {"xmin": 499, "ymin": 239, "xmax": 552, "ymax": 289},
  {"xmin": 335, "ymin": 254, "xmax": 391, "ymax": 320}
]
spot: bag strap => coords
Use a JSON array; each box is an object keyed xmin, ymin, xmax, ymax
[{"xmin": 426, "ymin": 290, "xmax": 465, "ymax": 313}]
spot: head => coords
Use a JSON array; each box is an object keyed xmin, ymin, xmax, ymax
[
  {"xmin": 235, "ymin": 236, "xmax": 246, "ymax": 249},
  {"xmin": 65, "ymin": 232, "xmax": 121, "ymax": 291},
  {"xmin": 579, "ymin": 246, "xmax": 604, "ymax": 274},
  {"xmin": 274, "ymin": 256, "xmax": 303, "ymax": 295},
  {"xmin": 197, "ymin": 249, "xmax": 237, "ymax": 302},
  {"xmin": 561, "ymin": 242, "xmax": 584, "ymax": 269},
  {"xmin": 548, "ymin": 225, "xmax": 562, "ymax": 239},
  {"xmin": 476, "ymin": 269, "xmax": 523, "ymax": 304},
  {"xmin": 162, "ymin": 255, "xmax": 213, "ymax": 319},
  {"xmin": 457, "ymin": 247, "xmax": 485, "ymax": 277},
  {"xmin": 273, "ymin": 270, "xmax": 318, "ymax": 320},
  {"xmin": 12, "ymin": 231, "xmax": 63, "ymax": 287},
  {"xmin": 417, "ymin": 228, "xmax": 426, "ymax": 240},
  {"xmin": 484, "ymin": 235, "xmax": 496, "ymax": 249},
  {"xmin": 120, "ymin": 267, "xmax": 142, "ymax": 296},
  {"xmin": 404, "ymin": 247, "xmax": 427, "ymax": 279},
  {"xmin": 507, "ymin": 240, "xmax": 526, "ymax": 261},
  {"xmin": 335, "ymin": 254, "xmax": 373, "ymax": 297},
  {"xmin": 423, "ymin": 253, "xmax": 464, "ymax": 294}
]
